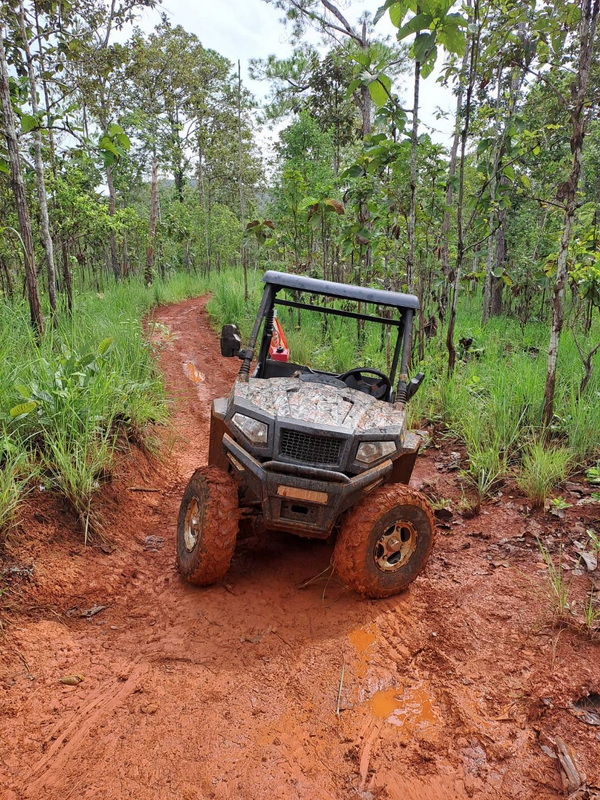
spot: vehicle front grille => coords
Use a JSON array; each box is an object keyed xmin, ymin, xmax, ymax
[{"xmin": 279, "ymin": 428, "xmax": 342, "ymax": 466}]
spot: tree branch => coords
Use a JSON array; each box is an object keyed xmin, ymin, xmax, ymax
[{"xmin": 320, "ymin": 0, "xmax": 360, "ymax": 41}]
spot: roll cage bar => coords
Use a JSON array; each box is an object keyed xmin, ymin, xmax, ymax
[{"xmin": 239, "ymin": 271, "xmax": 420, "ymax": 404}]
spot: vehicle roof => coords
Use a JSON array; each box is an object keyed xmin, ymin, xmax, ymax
[{"xmin": 262, "ymin": 270, "xmax": 419, "ymax": 311}]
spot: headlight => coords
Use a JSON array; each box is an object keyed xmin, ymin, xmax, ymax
[
  {"xmin": 356, "ymin": 440, "xmax": 396, "ymax": 464},
  {"xmin": 232, "ymin": 413, "xmax": 268, "ymax": 446}
]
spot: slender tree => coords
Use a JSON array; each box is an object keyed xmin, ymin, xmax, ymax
[
  {"xmin": 542, "ymin": 0, "xmax": 600, "ymax": 424},
  {"xmin": 0, "ymin": 20, "xmax": 44, "ymax": 336}
]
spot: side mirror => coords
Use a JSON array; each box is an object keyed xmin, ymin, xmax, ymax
[
  {"xmin": 220, "ymin": 324, "xmax": 241, "ymax": 358},
  {"xmin": 406, "ymin": 372, "xmax": 425, "ymax": 401}
]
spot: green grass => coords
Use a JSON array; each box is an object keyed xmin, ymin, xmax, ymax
[
  {"xmin": 0, "ymin": 271, "xmax": 212, "ymax": 538},
  {"xmin": 517, "ymin": 441, "xmax": 572, "ymax": 506}
]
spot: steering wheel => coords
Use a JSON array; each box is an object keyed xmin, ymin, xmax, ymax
[{"xmin": 338, "ymin": 368, "xmax": 392, "ymax": 400}]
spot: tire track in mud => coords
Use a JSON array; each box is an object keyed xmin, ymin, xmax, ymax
[{"xmin": 26, "ymin": 662, "xmax": 147, "ymax": 796}]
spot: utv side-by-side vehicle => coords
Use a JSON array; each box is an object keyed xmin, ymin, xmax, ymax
[{"xmin": 176, "ymin": 271, "xmax": 435, "ymax": 598}]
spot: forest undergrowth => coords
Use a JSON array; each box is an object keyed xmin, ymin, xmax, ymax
[{"xmin": 1, "ymin": 266, "xmax": 598, "ymax": 541}]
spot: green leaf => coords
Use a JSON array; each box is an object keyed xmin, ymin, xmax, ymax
[
  {"xmin": 15, "ymin": 383, "xmax": 30, "ymax": 399},
  {"xmin": 20, "ymin": 114, "xmax": 38, "ymax": 133},
  {"xmin": 420, "ymin": 48, "xmax": 437, "ymax": 78},
  {"xmin": 96, "ymin": 336, "xmax": 113, "ymax": 356},
  {"xmin": 298, "ymin": 196, "xmax": 319, "ymax": 211},
  {"xmin": 374, "ymin": 0, "xmax": 398, "ymax": 25},
  {"xmin": 477, "ymin": 137, "xmax": 494, "ymax": 155},
  {"xmin": 396, "ymin": 12, "xmax": 433, "ymax": 40},
  {"xmin": 520, "ymin": 174, "xmax": 532, "ymax": 191},
  {"xmin": 389, "ymin": 2, "xmax": 409, "ymax": 27},
  {"xmin": 413, "ymin": 32, "xmax": 436, "ymax": 64},
  {"xmin": 10, "ymin": 400, "xmax": 37, "ymax": 418},
  {"xmin": 368, "ymin": 75, "xmax": 391, "ymax": 107},
  {"xmin": 503, "ymin": 164, "xmax": 515, "ymax": 181},
  {"xmin": 342, "ymin": 164, "xmax": 364, "ymax": 179},
  {"xmin": 99, "ymin": 135, "xmax": 120, "ymax": 157},
  {"xmin": 437, "ymin": 23, "xmax": 466, "ymax": 56}
]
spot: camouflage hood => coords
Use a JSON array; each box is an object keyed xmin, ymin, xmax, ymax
[{"xmin": 233, "ymin": 377, "xmax": 405, "ymax": 434}]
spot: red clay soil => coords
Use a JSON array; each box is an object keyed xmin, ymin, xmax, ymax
[{"xmin": 1, "ymin": 296, "xmax": 599, "ymax": 800}]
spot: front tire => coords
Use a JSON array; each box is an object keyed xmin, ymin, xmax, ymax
[
  {"xmin": 333, "ymin": 485, "xmax": 435, "ymax": 599},
  {"xmin": 176, "ymin": 466, "xmax": 240, "ymax": 586}
]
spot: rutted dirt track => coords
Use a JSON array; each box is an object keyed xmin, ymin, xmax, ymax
[{"xmin": 1, "ymin": 297, "xmax": 599, "ymax": 800}]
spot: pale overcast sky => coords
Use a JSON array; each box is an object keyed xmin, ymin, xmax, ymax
[{"xmin": 133, "ymin": 0, "xmax": 455, "ymax": 150}]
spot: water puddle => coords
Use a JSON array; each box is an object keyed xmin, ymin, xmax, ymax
[
  {"xmin": 348, "ymin": 626, "xmax": 376, "ymax": 678},
  {"xmin": 369, "ymin": 684, "xmax": 440, "ymax": 741},
  {"xmin": 182, "ymin": 361, "xmax": 205, "ymax": 384},
  {"xmin": 348, "ymin": 627, "xmax": 376, "ymax": 654}
]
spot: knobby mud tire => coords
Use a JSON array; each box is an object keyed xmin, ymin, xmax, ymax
[
  {"xmin": 176, "ymin": 466, "xmax": 240, "ymax": 586},
  {"xmin": 333, "ymin": 484, "xmax": 435, "ymax": 599}
]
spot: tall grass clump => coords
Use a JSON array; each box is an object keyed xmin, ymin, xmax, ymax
[{"xmin": 517, "ymin": 442, "xmax": 572, "ymax": 506}]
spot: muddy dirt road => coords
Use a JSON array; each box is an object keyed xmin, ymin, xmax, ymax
[{"xmin": 1, "ymin": 297, "xmax": 599, "ymax": 800}]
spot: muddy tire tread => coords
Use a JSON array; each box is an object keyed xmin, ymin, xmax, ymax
[
  {"xmin": 177, "ymin": 466, "xmax": 240, "ymax": 586},
  {"xmin": 333, "ymin": 484, "xmax": 435, "ymax": 599}
]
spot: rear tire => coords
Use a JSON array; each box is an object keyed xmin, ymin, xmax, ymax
[
  {"xmin": 176, "ymin": 466, "xmax": 240, "ymax": 586},
  {"xmin": 333, "ymin": 485, "xmax": 435, "ymax": 599}
]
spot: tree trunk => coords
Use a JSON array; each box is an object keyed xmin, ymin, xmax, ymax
[
  {"xmin": 197, "ymin": 148, "xmax": 211, "ymax": 273},
  {"xmin": 106, "ymin": 165, "xmax": 120, "ymax": 280},
  {"xmin": 446, "ymin": 0, "xmax": 479, "ymax": 374},
  {"xmin": 440, "ymin": 19, "xmax": 469, "ymax": 322},
  {"xmin": 145, "ymin": 155, "xmax": 159, "ymax": 285},
  {"xmin": 238, "ymin": 60, "xmax": 248, "ymax": 302},
  {"xmin": 407, "ymin": 60, "xmax": 420, "ymax": 295},
  {"xmin": 0, "ymin": 23, "xmax": 44, "ymax": 337},
  {"xmin": 19, "ymin": 0, "xmax": 57, "ymax": 320},
  {"xmin": 541, "ymin": 0, "xmax": 599, "ymax": 425}
]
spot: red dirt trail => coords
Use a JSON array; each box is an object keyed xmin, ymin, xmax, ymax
[{"xmin": 1, "ymin": 297, "xmax": 599, "ymax": 800}]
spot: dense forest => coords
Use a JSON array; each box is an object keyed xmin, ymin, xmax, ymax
[{"xmin": 0, "ymin": 0, "xmax": 599, "ymax": 538}]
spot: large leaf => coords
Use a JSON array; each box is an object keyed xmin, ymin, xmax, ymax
[
  {"xmin": 396, "ymin": 12, "xmax": 433, "ymax": 40},
  {"xmin": 20, "ymin": 114, "xmax": 38, "ymax": 133},
  {"xmin": 368, "ymin": 75, "xmax": 391, "ymax": 107},
  {"xmin": 420, "ymin": 46, "xmax": 438, "ymax": 78},
  {"xmin": 98, "ymin": 135, "xmax": 120, "ymax": 157},
  {"xmin": 298, "ymin": 196, "xmax": 320, "ymax": 211},
  {"xmin": 341, "ymin": 164, "xmax": 364, "ymax": 179},
  {"xmin": 323, "ymin": 198, "xmax": 345, "ymax": 215},
  {"xmin": 520, "ymin": 174, "xmax": 532, "ymax": 191},
  {"xmin": 97, "ymin": 337, "xmax": 114, "ymax": 357},
  {"xmin": 413, "ymin": 32, "xmax": 437, "ymax": 63},
  {"xmin": 10, "ymin": 400, "xmax": 37, "ymax": 418},
  {"xmin": 437, "ymin": 22, "xmax": 466, "ymax": 56},
  {"xmin": 389, "ymin": 2, "xmax": 410, "ymax": 27}
]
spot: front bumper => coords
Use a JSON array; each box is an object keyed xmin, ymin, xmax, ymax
[{"xmin": 222, "ymin": 433, "xmax": 392, "ymax": 537}]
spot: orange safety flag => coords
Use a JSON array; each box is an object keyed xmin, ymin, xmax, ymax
[{"xmin": 269, "ymin": 317, "xmax": 289, "ymax": 362}]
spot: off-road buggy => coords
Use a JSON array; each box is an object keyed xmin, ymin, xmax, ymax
[{"xmin": 177, "ymin": 271, "xmax": 435, "ymax": 598}]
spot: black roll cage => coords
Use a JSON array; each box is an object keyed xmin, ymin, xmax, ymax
[{"xmin": 239, "ymin": 271, "xmax": 420, "ymax": 404}]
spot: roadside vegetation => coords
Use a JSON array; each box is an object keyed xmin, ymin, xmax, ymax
[{"xmin": 0, "ymin": 273, "xmax": 210, "ymax": 537}]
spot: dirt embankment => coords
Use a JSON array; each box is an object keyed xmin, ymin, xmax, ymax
[{"xmin": 1, "ymin": 296, "xmax": 599, "ymax": 800}]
